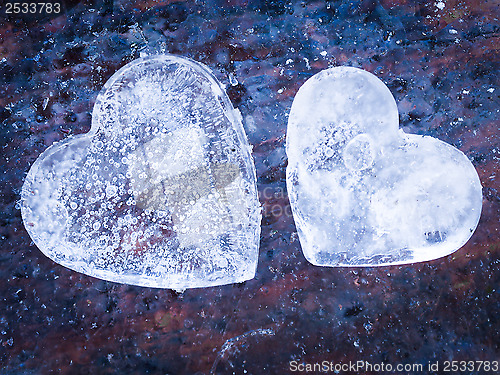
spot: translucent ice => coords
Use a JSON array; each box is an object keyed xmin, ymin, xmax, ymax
[
  {"xmin": 286, "ymin": 67, "xmax": 482, "ymax": 266},
  {"xmin": 21, "ymin": 55, "xmax": 261, "ymax": 289}
]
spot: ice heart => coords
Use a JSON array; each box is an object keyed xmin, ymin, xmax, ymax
[
  {"xmin": 21, "ymin": 55, "xmax": 261, "ymax": 289},
  {"xmin": 286, "ymin": 67, "xmax": 482, "ymax": 266}
]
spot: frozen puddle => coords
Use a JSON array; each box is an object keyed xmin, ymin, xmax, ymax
[
  {"xmin": 21, "ymin": 55, "xmax": 261, "ymax": 289},
  {"xmin": 286, "ymin": 67, "xmax": 482, "ymax": 266}
]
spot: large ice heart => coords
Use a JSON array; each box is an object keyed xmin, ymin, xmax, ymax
[
  {"xmin": 286, "ymin": 67, "xmax": 482, "ymax": 267},
  {"xmin": 21, "ymin": 55, "xmax": 261, "ymax": 289}
]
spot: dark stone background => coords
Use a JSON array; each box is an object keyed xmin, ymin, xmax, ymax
[{"xmin": 0, "ymin": 0, "xmax": 498, "ymax": 373}]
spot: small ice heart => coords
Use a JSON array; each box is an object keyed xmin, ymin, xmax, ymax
[
  {"xmin": 286, "ymin": 66, "xmax": 482, "ymax": 266},
  {"xmin": 21, "ymin": 55, "xmax": 261, "ymax": 289}
]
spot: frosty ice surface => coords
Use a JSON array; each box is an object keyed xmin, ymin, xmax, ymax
[
  {"xmin": 21, "ymin": 55, "xmax": 261, "ymax": 289},
  {"xmin": 286, "ymin": 67, "xmax": 482, "ymax": 266}
]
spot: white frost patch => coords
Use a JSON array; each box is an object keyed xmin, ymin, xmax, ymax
[{"xmin": 303, "ymin": 57, "xmax": 311, "ymax": 70}]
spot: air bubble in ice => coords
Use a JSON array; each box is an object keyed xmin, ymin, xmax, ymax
[
  {"xmin": 286, "ymin": 66, "xmax": 482, "ymax": 266},
  {"xmin": 21, "ymin": 55, "xmax": 261, "ymax": 289}
]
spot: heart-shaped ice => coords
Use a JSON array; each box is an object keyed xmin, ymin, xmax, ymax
[
  {"xmin": 286, "ymin": 67, "xmax": 482, "ymax": 266},
  {"xmin": 21, "ymin": 55, "xmax": 261, "ymax": 289}
]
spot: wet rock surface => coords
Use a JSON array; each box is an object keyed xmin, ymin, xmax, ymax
[{"xmin": 1, "ymin": 0, "xmax": 498, "ymax": 373}]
